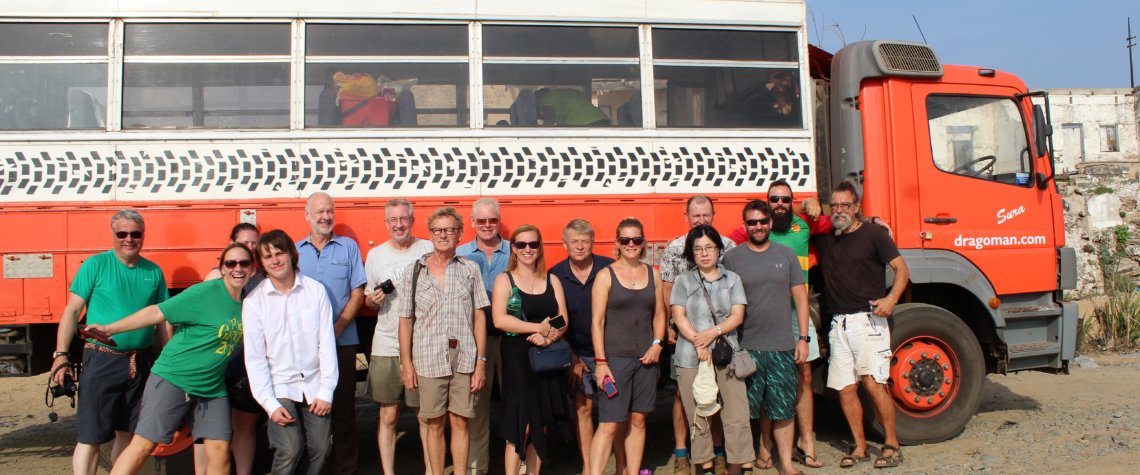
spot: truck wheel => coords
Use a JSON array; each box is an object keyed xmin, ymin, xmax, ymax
[{"xmin": 867, "ymin": 303, "xmax": 985, "ymax": 444}]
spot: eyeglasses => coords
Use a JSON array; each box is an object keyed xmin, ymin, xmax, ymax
[
  {"xmin": 475, "ymin": 218, "xmax": 499, "ymax": 226},
  {"xmin": 768, "ymin": 195, "xmax": 793, "ymax": 204},
  {"xmin": 115, "ymin": 231, "xmax": 143, "ymax": 239},
  {"xmin": 617, "ymin": 236, "xmax": 645, "ymax": 246},
  {"xmin": 223, "ymin": 259, "xmax": 253, "ymax": 269},
  {"xmin": 430, "ymin": 227, "xmax": 460, "ymax": 236},
  {"xmin": 385, "ymin": 216, "xmax": 411, "ymax": 224},
  {"xmin": 830, "ymin": 202, "xmax": 855, "ymax": 212},
  {"xmin": 693, "ymin": 245, "xmax": 719, "ymax": 255},
  {"xmin": 744, "ymin": 217, "xmax": 772, "ymax": 226},
  {"xmin": 513, "ymin": 240, "xmax": 541, "ymax": 250},
  {"xmin": 566, "ymin": 239, "xmax": 592, "ymax": 248}
]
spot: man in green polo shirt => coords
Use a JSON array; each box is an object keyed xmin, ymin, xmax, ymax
[{"xmin": 51, "ymin": 209, "xmax": 169, "ymax": 475}]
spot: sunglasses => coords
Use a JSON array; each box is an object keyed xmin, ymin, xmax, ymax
[
  {"xmin": 744, "ymin": 217, "xmax": 772, "ymax": 226},
  {"xmin": 115, "ymin": 231, "xmax": 143, "ymax": 239},
  {"xmin": 512, "ymin": 240, "xmax": 541, "ymax": 250},
  {"xmin": 768, "ymin": 195, "xmax": 793, "ymax": 204},
  {"xmin": 475, "ymin": 218, "xmax": 499, "ymax": 226},
  {"xmin": 617, "ymin": 236, "xmax": 645, "ymax": 246},
  {"xmin": 223, "ymin": 259, "xmax": 253, "ymax": 269}
]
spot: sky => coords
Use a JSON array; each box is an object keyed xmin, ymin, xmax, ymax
[{"xmin": 806, "ymin": 1, "xmax": 1139, "ymax": 89}]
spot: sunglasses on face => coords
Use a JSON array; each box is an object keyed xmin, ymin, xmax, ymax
[
  {"xmin": 768, "ymin": 195, "xmax": 793, "ymax": 204},
  {"xmin": 617, "ymin": 236, "xmax": 645, "ymax": 246},
  {"xmin": 115, "ymin": 231, "xmax": 144, "ymax": 239},
  {"xmin": 744, "ymin": 217, "xmax": 772, "ymax": 227},
  {"xmin": 512, "ymin": 240, "xmax": 541, "ymax": 250},
  {"xmin": 223, "ymin": 259, "xmax": 253, "ymax": 269},
  {"xmin": 475, "ymin": 218, "xmax": 499, "ymax": 226}
]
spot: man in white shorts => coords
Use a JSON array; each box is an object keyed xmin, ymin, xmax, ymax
[{"xmin": 815, "ymin": 180, "xmax": 910, "ymax": 470}]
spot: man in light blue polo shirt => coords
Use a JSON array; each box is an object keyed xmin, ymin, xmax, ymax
[
  {"xmin": 296, "ymin": 192, "xmax": 367, "ymax": 475},
  {"xmin": 455, "ymin": 197, "xmax": 509, "ymax": 475}
]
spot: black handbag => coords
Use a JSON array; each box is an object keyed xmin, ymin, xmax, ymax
[
  {"xmin": 699, "ymin": 274, "xmax": 734, "ymax": 369},
  {"xmin": 528, "ymin": 339, "xmax": 573, "ymax": 373}
]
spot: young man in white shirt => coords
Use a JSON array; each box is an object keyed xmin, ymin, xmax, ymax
[
  {"xmin": 365, "ymin": 199, "xmax": 434, "ymax": 475},
  {"xmin": 244, "ymin": 229, "xmax": 339, "ymax": 475}
]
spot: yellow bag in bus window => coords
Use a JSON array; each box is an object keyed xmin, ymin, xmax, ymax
[{"xmin": 334, "ymin": 72, "xmax": 378, "ymax": 102}]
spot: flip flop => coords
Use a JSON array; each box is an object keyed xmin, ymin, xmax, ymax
[
  {"xmin": 755, "ymin": 455, "xmax": 774, "ymax": 470},
  {"xmin": 874, "ymin": 444, "xmax": 904, "ymax": 469},
  {"xmin": 793, "ymin": 447, "xmax": 825, "ymax": 468},
  {"xmin": 839, "ymin": 449, "xmax": 871, "ymax": 469}
]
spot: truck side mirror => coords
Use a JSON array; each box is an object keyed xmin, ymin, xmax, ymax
[{"xmin": 1032, "ymin": 104, "xmax": 1051, "ymax": 158}]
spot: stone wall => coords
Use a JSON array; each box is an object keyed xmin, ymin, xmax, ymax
[{"xmin": 1046, "ymin": 88, "xmax": 1139, "ymax": 173}]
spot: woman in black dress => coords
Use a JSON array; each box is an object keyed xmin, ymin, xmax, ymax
[{"xmin": 491, "ymin": 224, "xmax": 570, "ymax": 475}]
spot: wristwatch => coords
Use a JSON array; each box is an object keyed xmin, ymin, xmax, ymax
[
  {"xmin": 477, "ymin": 355, "xmax": 488, "ymax": 362},
  {"xmin": 53, "ymin": 351, "xmax": 69, "ymax": 359},
  {"xmin": 650, "ymin": 339, "xmax": 662, "ymax": 347},
  {"xmin": 797, "ymin": 335, "xmax": 811, "ymax": 343}
]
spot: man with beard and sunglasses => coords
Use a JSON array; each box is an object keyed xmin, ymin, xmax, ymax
[
  {"xmin": 722, "ymin": 200, "xmax": 810, "ymax": 475},
  {"xmin": 814, "ymin": 180, "xmax": 909, "ymax": 470}
]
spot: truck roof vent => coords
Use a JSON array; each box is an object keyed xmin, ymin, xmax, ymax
[{"xmin": 874, "ymin": 41, "xmax": 943, "ymax": 77}]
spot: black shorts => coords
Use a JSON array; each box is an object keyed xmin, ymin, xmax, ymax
[
  {"xmin": 77, "ymin": 346, "xmax": 154, "ymax": 445},
  {"xmin": 597, "ymin": 356, "xmax": 659, "ymax": 423}
]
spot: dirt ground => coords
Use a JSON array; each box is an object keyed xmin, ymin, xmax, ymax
[{"xmin": 1, "ymin": 352, "xmax": 1137, "ymax": 474}]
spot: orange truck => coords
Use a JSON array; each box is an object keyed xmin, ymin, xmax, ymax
[{"xmin": 0, "ymin": 1, "xmax": 1074, "ymax": 445}]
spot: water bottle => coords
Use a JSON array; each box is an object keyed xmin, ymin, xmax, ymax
[{"xmin": 505, "ymin": 286, "xmax": 523, "ymax": 336}]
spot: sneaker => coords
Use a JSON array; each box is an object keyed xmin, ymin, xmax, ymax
[
  {"xmin": 673, "ymin": 455, "xmax": 692, "ymax": 475},
  {"xmin": 713, "ymin": 455, "xmax": 727, "ymax": 475}
]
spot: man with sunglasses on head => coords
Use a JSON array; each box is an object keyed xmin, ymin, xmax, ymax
[
  {"xmin": 364, "ymin": 199, "xmax": 434, "ymax": 475},
  {"xmin": 295, "ymin": 192, "xmax": 367, "ymax": 475},
  {"xmin": 722, "ymin": 200, "xmax": 811, "ymax": 475},
  {"xmin": 658, "ymin": 195, "xmax": 735, "ymax": 475},
  {"xmin": 398, "ymin": 207, "xmax": 489, "ymax": 475},
  {"xmin": 456, "ymin": 197, "xmax": 509, "ymax": 475},
  {"xmin": 814, "ymin": 181, "xmax": 909, "ymax": 470},
  {"xmin": 51, "ymin": 208, "xmax": 170, "ymax": 475}
]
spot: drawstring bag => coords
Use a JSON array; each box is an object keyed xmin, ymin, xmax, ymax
[{"xmin": 691, "ymin": 359, "xmax": 721, "ymax": 434}]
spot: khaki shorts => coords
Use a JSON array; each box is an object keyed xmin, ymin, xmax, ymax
[
  {"xmin": 416, "ymin": 348, "xmax": 477, "ymax": 419},
  {"xmin": 827, "ymin": 312, "xmax": 892, "ymax": 390},
  {"xmin": 368, "ymin": 355, "xmax": 419, "ymax": 407}
]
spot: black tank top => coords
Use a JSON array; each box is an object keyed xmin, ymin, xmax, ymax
[
  {"xmin": 602, "ymin": 264, "xmax": 656, "ymax": 358},
  {"xmin": 507, "ymin": 273, "xmax": 558, "ymax": 325}
]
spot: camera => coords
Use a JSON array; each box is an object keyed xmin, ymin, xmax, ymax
[
  {"xmin": 376, "ymin": 279, "xmax": 395, "ymax": 294},
  {"xmin": 51, "ymin": 373, "xmax": 77, "ymax": 399}
]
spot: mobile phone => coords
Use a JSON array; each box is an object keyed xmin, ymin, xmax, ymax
[
  {"xmin": 549, "ymin": 314, "xmax": 566, "ymax": 329},
  {"xmin": 77, "ymin": 324, "xmax": 118, "ymax": 347},
  {"xmin": 374, "ymin": 279, "xmax": 395, "ymax": 294},
  {"xmin": 601, "ymin": 376, "xmax": 618, "ymax": 399}
]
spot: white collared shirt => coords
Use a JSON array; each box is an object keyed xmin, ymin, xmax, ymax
[{"xmin": 243, "ymin": 274, "xmax": 338, "ymax": 415}]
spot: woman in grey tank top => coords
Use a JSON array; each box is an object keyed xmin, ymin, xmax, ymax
[{"xmin": 585, "ymin": 218, "xmax": 666, "ymax": 475}]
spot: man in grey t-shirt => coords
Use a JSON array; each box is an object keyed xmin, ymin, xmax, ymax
[{"xmin": 722, "ymin": 199, "xmax": 810, "ymax": 475}]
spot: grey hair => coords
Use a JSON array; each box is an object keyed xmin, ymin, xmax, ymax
[
  {"xmin": 428, "ymin": 207, "xmax": 464, "ymax": 229},
  {"xmin": 384, "ymin": 199, "xmax": 414, "ymax": 219},
  {"xmin": 562, "ymin": 218, "xmax": 595, "ymax": 241},
  {"xmin": 470, "ymin": 197, "xmax": 501, "ymax": 223},
  {"xmin": 110, "ymin": 208, "xmax": 145, "ymax": 230}
]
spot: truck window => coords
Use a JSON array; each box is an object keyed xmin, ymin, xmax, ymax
[
  {"xmin": 482, "ymin": 25, "xmax": 640, "ymax": 127},
  {"xmin": 927, "ymin": 95, "xmax": 1032, "ymax": 186},
  {"xmin": 122, "ymin": 23, "xmax": 291, "ymax": 129},
  {"xmin": 305, "ymin": 23, "xmax": 469, "ymax": 127},
  {"xmin": 652, "ymin": 28, "xmax": 801, "ymax": 128},
  {"xmin": 0, "ymin": 23, "xmax": 108, "ymax": 130}
]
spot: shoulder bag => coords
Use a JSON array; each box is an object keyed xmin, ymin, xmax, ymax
[{"xmin": 698, "ymin": 272, "xmax": 756, "ymax": 378}]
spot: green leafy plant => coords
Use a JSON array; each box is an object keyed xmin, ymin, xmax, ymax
[
  {"xmin": 1090, "ymin": 185, "xmax": 1115, "ymax": 196},
  {"xmin": 1088, "ymin": 242, "xmax": 1140, "ymax": 349}
]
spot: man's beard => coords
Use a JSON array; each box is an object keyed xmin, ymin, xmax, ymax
[
  {"xmin": 832, "ymin": 213, "xmax": 853, "ymax": 236},
  {"xmin": 771, "ymin": 209, "xmax": 793, "ymax": 232},
  {"xmin": 749, "ymin": 230, "xmax": 770, "ymax": 246}
]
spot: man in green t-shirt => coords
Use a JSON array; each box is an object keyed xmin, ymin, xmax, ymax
[
  {"xmin": 50, "ymin": 209, "xmax": 170, "ymax": 475},
  {"xmin": 535, "ymin": 88, "xmax": 609, "ymax": 126}
]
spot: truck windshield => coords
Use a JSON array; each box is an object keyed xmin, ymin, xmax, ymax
[{"xmin": 927, "ymin": 95, "xmax": 1032, "ymax": 187}]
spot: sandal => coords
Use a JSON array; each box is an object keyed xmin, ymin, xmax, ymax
[
  {"xmin": 793, "ymin": 447, "xmax": 825, "ymax": 468},
  {"xmin": 874, "ymin": 444, "xmax": 904, "ymax": 469},
  {"xmin": 754, "ymin": 455, "xmax": 774, "ymax": 470},
  {"xmin": 839, "ymin": 449, "xmax": 871, "ymax": 469}
]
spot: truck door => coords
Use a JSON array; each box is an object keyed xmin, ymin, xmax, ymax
[{"xmin": 913, "ymin": 86, "xmax": 1057, "ymax": 295}]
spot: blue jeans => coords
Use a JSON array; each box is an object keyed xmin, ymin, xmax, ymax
[{"xmin": 266, "ymin": 398, "xmax": 331, "ymax": 475}]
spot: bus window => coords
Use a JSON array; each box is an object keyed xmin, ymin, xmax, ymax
[
  {"xmin": 305, "ymin": 23, "xmax": 469, "ymax": 128},
  {"xmin": 652, "ymin": 28, "xmax": 802, "ymax": 129},
  {"xmin": 482, "ymin": 25, "xmax": 640, "ymax": 127},
  {"xmin": 0, "ymin": 23, "xmax": 108, "ymax": 130},
  {"xmin": 122, "ymin": 23, "xmax": 291, "ymax": 129}
]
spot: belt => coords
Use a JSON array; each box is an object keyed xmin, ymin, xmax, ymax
[
  {"xmin": 448, "ymin": 338, "xmax": 458, "ymax": 348},
  {"xmin": 85, "ymin": 342, "xmax": 141, "ymax": 380}
]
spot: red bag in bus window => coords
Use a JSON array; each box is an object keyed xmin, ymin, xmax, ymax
[{"xmin": 339, "ymin": 95, "xmax": 393, "ymax": 126}]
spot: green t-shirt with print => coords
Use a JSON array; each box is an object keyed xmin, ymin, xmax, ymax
[
  {"xmin": 153, "ymin": 279, "xmax": 243, "ymax": 398},
  {"xmin": 70, "ymin": 250, "xmax": 169, "ymax": 351}
]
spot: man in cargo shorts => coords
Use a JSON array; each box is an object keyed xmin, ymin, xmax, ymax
[
  {"xmin": 815, "ymin": 180, "xmax": 910, "ymax": 469},
  {"xmin": 398, "ymin": 207, "xmax": 489, "ymax": 475},
  {"xmin": 365, "ymin": 198, "xmax": 434, "ymax": 475},
  {"xmin": 50, "ymin": 208, "xmax": 169, "ymax": 475}
]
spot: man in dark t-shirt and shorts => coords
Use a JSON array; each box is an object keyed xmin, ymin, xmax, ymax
[
  {"xmin": 723, "ymin": 199, "xmax": 810, "ymax": 475},
  {"xmin": 815, "ymin": 180, "xmax": 910, "ymax": 469}
]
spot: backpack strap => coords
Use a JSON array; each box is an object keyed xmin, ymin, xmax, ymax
[{"xmin": 409, "ymin": 260, "xmax": 423, "ymax": 319}]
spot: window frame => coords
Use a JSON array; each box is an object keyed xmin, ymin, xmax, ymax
[{"xmin": 925, "ymin": 93, "xmax": 1035, "ymax": 188}]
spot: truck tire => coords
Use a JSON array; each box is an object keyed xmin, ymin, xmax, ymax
[{"xmin": 866, "ymin": 303, "xmax": 985, "ymax": 444}]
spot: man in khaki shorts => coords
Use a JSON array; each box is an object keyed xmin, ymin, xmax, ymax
[
  {"xmin": 366, "ymin": 199, "xmax": 435, "ymax": 475},
  {"xmin": 398, "ymin": 207, "xmax": 489, "ymax": 475}
]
